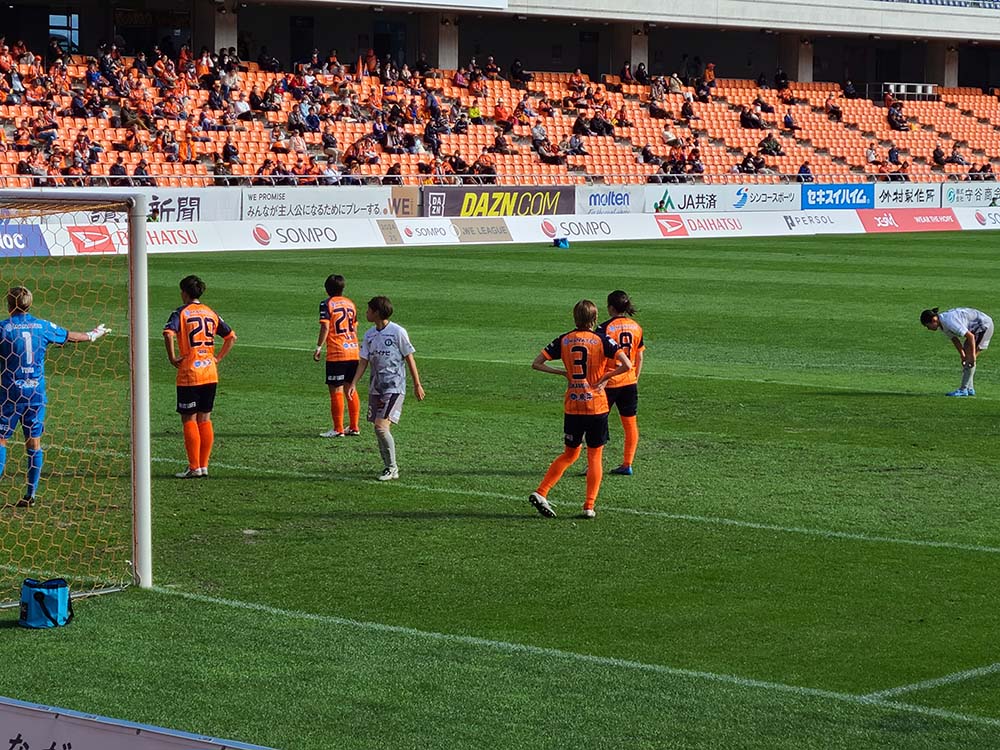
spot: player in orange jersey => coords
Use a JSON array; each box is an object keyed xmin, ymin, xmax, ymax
[
  {"xmin": 597, "ymin": 290, "xmax": 645, "ymax": 475},
  {"xmin": 163, "ymin": 275, "xmax": 237, "ymax": 479},
  {"xmin": 529, "ymin": 300, "xmax": 631, "ymax": 519},
  {"xmin": 314, "ymin": 274, "xmax": 361, "ymax": 437}
]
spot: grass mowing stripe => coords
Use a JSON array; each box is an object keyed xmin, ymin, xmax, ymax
[
  {"xmin": 151, "ymin": 584, "xmax": 1000, "ymax": 732},
  {"xmin": 864, "ymin": 663, "xmax": 1000, "ymax": 700},
  {"xmin": 111, "ymin": 447, "xmax": 1000, "ymax": 556}
]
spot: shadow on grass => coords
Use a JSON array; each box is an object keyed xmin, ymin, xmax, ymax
[{"xmin": 0, "ymin": 619, "xmax": 21, "ymax": 629}]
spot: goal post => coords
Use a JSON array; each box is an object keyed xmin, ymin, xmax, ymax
[{"xmin": 0, "ymin": 190, "xmax": 151, "ymax": 604}]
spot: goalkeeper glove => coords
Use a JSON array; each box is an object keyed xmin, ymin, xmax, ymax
[{"xmin": 88, "ymin": 324, "xmax": 111, "ymax": 342}]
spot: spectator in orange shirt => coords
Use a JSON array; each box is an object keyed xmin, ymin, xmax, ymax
[
  {"xmin": 704, "ymin": 62, "xmax": 716, "ymax": 88},
  {"xmin": 493, "ymin": 98, "xmax": 513, "ymax": 133}
]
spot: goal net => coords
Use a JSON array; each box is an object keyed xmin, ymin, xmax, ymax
[{"xmin": 0, "ymin": 193, "xmax": 150, "ymax": 606}]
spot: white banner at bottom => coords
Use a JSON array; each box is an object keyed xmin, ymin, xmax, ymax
[{"xmin": 0, "ymin": 696, "xmax": 273, "ymax": 750}]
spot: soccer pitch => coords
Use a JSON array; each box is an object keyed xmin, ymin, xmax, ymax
[{"xmin": 4, "ymin": 233, "xmax": 1000, "ymax": 748}]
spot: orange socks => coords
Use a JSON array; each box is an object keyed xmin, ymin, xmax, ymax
[
  {"xmin": 182, "ymin": 421, "xmax": 200, "ymax": 470},
  {"xmin": 537, "ymin": 445, "xmax": 582, "ymax": 496},
  {"xmin": 621, "ymin": 415, "xmax": 639, "ymax": 467},
  {"xmin": 347, "ymin": 389, "xmax": 360, "ymax": 432},
  {"xmin": 585, "ymin": 446, "xmax": 604, "ymax": 510},
  {"xmin": 331, "ymin": 391, "xmax": 345, "ymax": 433},
  {"xmin": 198, "ymin": 421, "xmax": 214, "ymax": 469}
]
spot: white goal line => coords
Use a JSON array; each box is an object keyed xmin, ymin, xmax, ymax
[{"xmin": 152, "ymin": 585, "xmax": 1000, "ymax": 733}]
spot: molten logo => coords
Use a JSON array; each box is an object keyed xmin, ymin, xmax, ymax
[
  {"xmin": 540, "ymin": 219, "xmax": 557, "ymax": 238},
  {"xmin": 976, "ymin": 211, "xmax": 987, "ymax": 226},
  {"xmin": 67, "ymin": 226, "xmax": 115, "ymax": 253},
  {"xmin": 252, "ymin": 225, "xmax": 271, "ymax": 246}
]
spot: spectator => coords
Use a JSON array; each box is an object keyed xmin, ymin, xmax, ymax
[
  {"xmin": 759, "ymin": 132, "xmax": 785, "ymax": 157},
  {"xmin": 589, "ymin": 109, "xmax": 613, "ymax": 136},
  {"xmin": 634, "ymin": 63, "xmax": 649, "ymax": 85},
  {"xmin": 865, "ymin": 142, "xmax": 882, "ymax": 167},
  {"xmin": 132, "ymin": 158, "xmax": 155, "ymax": 187},
  {"xmin": 695, "ymin": 78, "xmax": 711, "ymax": 104},
  {"xmin": 640, "ymin": 144, "xmax": 661, "ymax": 165},
  {"xmin": 448, "ymin": 150, "xmax": 469, "ymax": 177},
  {"xmin": 412, "ymin": 52, "xmax": 432, "ymax": 77},
  {"xmin": 753, "ymin": 94, "xmax": 774, "ymax": 114},
  {"xmin": 783, "ymin": 108, "xmax": 801, "ymax": 131},
  {"xmin": 947, "ymin": 143, "xmax": 968, "ymax": 165},
  {"xmin": 620, "ymin": 61, "xmax": 633, "ymax": 84},
  {"xmin": 703, "ymin": 62, "xmax": 716, "ymax": 88},
  {"xmin": 321, "ymin": 125, "xmax": 340, "ymax": 161},
  {"xmin": 680, "ymin": 96, "xmax": 699, "ymax": 122},
  {"xmin": 660, "ymin": 121, "xmax": 678, "ymax": 146},
  {"xmin": 888, "ymin": 144, "xmax": 900, "ymax": 165},
  {"xmin": 739, "ymin": 105, "xmax": 763, "ymax": 129},
  {"xmin": 774, "ymin": 68, "xmax": 789, "ymax": 91},
  {"xmin": 530, "ymin": 119, "xmax": 548, "ymax": 151},
  {"xmin": 667, "ymin": 72, "xmax": 683, "ymax": 94},
  {"xmin": 222, "ymin": 136, "xmax": 241, "ymax": 164},
  {"xmin": 489, "ymin": 128, "xmax": 517, "ymax": 155},
  {"xmin": 756, "ymin": 72, "xmax": 769, "ymax": 89},
  {"xmin": 232, "ymin": 92, "xmax": 253, "ymax": 121},
  {"xmin": 537, "ymin": 139, "xmax": 566, "ymax": 165},
  {"xmin": 566, "ymin": 133, "xmax": 588, "ymax": 156},
  {"xmin": 510, "ymin": 58, "xmax": 533, "ymax": 85},
  {"xmin": 484, "ymin": 56, "xmax": 501, "ymax": 79},
  {"xmin": 319, "ymin": 158, "xmax": 341, "ymax": 186},
  {"xmin": 108, "ymin": 156, "xmax": 130, "ymax": 186},
  {"xmin": 493, "ymin": 98, "xmax": 514, "ymax": 133},
  {"xmin": 797, "ymin": 160, "xmax": 814, "ymax": 183},
  {"xmin": 825, "ymin": 94, "xmax": 843, "ymax": 122},
  {"xmin": 382, "ymin": 161, "xmax": 403, "ymax": 186},
  {"xmin": 468, "ymin": 98, "xmax": 484, "ymax": 125},
  {"xmin": 453, "ymin": 67, "xmax": 469, "ymax": 88},
  {"xmin": 843, "ymin": 79, "xmax": 857, "ymax": 99},
  {"xmin": 932, "ymin": 143, "xmax": 946, "ymax": 167}
]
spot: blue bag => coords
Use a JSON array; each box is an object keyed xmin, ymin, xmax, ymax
[
  {"xmin": 552, "ymin": 238, "xmax": 570, "ymax": 249},
  {"xmin": 18, "ymin": 578, "xmax": 73, "ymax": 628}
]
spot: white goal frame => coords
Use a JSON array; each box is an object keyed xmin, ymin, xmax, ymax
[{"xmin": 0, "ymin": 190, "xmax": 152, "ymax": 591}]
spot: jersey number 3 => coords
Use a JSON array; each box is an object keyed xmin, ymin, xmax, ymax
[{"xmin": 570, "ymin": 346, "xmax": 589, "ymax": 380}]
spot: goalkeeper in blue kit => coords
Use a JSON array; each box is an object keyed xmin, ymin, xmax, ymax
[{"xmin": 0, "ymin": 287, "xmax": 110, "ymax": 507}]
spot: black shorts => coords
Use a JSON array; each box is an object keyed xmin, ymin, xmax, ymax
[
  {"xmin": 606, "ymin": 384, "xmax": 638, "ymax": 418},
  {"xmin": 176, "ymin": 383, "xmax": 218, "ymax": 415},
  {"xmin": 564, "ymin": 412, "xmax": 609, "ymax": 449},
  {"xmin": 326, "ymin": 360, "xmax": 359, "ymax": 386}
]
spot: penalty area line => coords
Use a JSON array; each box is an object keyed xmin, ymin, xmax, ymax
[
  {"xmin": 864, "ymin": 662, "xmax": 1000, "ymax": 700},
  {"xmin": 150, "ymin": 585, "xmax": 1000, "ymax": 732},
  {"xmin": 115, "ymin": 448, "xmax": 1000, "ymax": 556}
]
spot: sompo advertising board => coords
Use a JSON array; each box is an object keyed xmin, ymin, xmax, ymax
[{"xmin": 642, "ymin": 184, "xmax": 801, "ymax": 213}]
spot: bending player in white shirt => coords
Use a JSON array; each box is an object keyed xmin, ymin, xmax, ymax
[{"xmin": 920, "ymin": 307, "xmax": 994, "ymax": 397}]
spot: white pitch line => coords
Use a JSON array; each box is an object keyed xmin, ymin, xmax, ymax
[
  {"xmin": 151, "ymin": 585, "xmax": 1000, "ymax": 732},
  {"xmin": 109, "ymin": 448, "xmax": 1000, "ymax": 556},
  {"xmin": 864, "ymin": 662, "xmax": 1000, "ymax": 700}
]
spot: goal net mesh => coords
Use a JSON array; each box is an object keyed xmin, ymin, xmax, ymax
[{"xmin": 0, "ymin": 198, "xmax": 133, "ymax": 605}]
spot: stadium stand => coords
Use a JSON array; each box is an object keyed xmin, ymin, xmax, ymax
[{"xmin": 1, "ymin": 40, "xmax": 998, "ymax": 187}]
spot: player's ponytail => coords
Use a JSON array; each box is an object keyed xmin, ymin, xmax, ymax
[
  {"xmin": 919, "ymin": 307, "xmax": 939, "ymax": 326},
  {"xmin": 607, "ymin": 290, "xmax": 636, "ymax": 316}
]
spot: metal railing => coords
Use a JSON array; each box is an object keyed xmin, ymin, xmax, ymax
[{"xmin": 1, "ymin": 171, "xmax": 993, "ymax": 188}]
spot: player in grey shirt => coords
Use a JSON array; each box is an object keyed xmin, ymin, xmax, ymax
[
  {"xmin": 348, "ymin": 296, "xmax": 425, "ymax": 480},
  {"xmin": 920, "ymin": 306, "xmax": 994, "ymax": 396}
]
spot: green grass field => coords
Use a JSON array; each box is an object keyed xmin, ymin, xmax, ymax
[{"xmin": 3, "ymin": 233, "xmax": 1000, "ymax": 748}]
